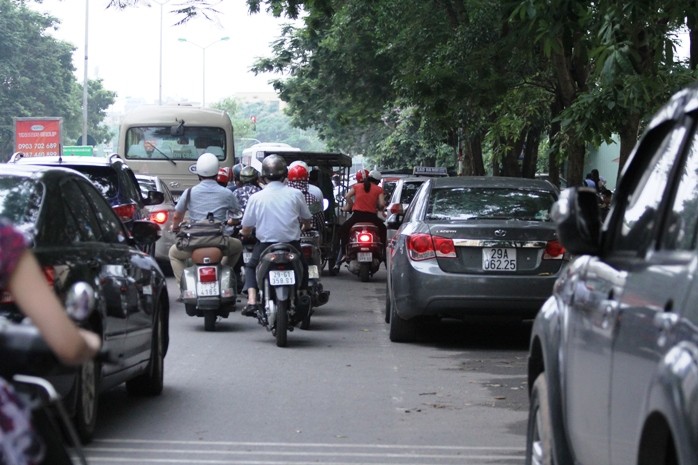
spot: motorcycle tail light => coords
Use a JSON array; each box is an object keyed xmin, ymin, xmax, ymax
[
  {"xmin": 543, "ymin": 240, "xmax": 566, "ymax": 259},
  {"xmin": 149, "ymin": 210, "xmax": 169, "ymax": 225},
  {"xmin": 358, "ymin": 232, "xmax": 373, "ymax": 243},
  {"xmin": 301, "ymin": 245, "xmax": 313, "ymax": 260},
  {"xmin": 112, "ymin": 203, "xmax": 138, "ymax": 222},
  {"xmin": 198, "ymin": 266, "xmax": 217, "ymax": 283}
]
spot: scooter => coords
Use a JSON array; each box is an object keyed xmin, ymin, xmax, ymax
[
  {"xmin": 256, "ymin": 243, "xmax": 312, "ymax": 347},
  {"xmin": 345, "ymin": 222, "xmax": 384, "ymax": 282},
  {"xmin": 0, "ymin": 282, "xmax": 100, "ymax": 465},
  {"xmin": 180, "ymin": 245, "xmax": 237, "ymax": 332},
  {"xmin": 299, "ymin": 230, "xmax": 330, "ymax": 328}
]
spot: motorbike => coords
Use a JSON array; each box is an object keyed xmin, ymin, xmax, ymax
[
  {"xmin": 344, "ymin": 222, "xmax": 384, "ymax": 282},
  {"xmin": 299, "ymin": 230, "xmax": 331, "ymax": 325},
  {"xmin": 0, "ymin": 282, "xmax": 100, "ymax": 465},
  {"xmin": 180, "ymin": 243, "xmax": 237, "ymax": 332},
  {"xmin": 255, "ymin": 243, "xmax": 312, "ymax": 347}
]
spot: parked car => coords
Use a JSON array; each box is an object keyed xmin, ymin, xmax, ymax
[
  {"xmin": 0, "ymin": 164, "xmax": 170, "ymax": 442},
  {"xmin": 136, "ymin": 174, "xmax": 177, "ymax": 273},
  {"xmin": 11, "ymin": 154, "xmax": 164, "ymax": 256},
  {"xmin": 385, "ymin": 176, "xmax": 566, "ymax": 342},
  {"xmin": 385, "ymin": 176, "xmax": 429, "ymax": 243},
  {"xmin": 526, "ymin": 84, "xmax": 698, "ymax": 465}
]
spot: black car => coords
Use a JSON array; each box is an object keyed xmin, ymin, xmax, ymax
[
  {"xmin": 12, "ymin": 154, "xmax": 164, "ymax": 255},
  {"xmin": 526, "ymin": 85, "xmax": 698, "ymax": 464},
  {"xmin": 0, "ymin": 164, "xmax": 169, "ymax": 442}
]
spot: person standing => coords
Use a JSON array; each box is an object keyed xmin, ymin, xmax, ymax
[
  {"xmin": 169, "ymin": 153, "xmax": 243, "ymax": 287},
  {"xmin": 239, "ymin": 155, "xmax": 312, "ymax": 316}
]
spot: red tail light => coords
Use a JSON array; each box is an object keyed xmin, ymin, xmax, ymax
[
  {"xmin": 198, "ymin": 266, "xmax": 218, "ymax": 283},
  {"xmin": 358, "ymin": 232, "xmax": 373, "ymax": 243},
  {"xmin": 149, "ymin": 210, "xmax": 169, "ymax": 225},
  {"xmin": 113, "ymin": 203, "xmax": 138, "ymax": 222},
  {"xmin": 389, "ymin": 203, "xmax": 403, "ymax": 215},
  {"xmin": 301, "ymin": 245, "xmax": 313, "ymax": 259},
  {"xmin": 543, "ymin": 240, "xmax": 565, "ymax": 259},
  {"xmin": 407, "ymin": 234, "xmax": 456, "ymax": 261}
]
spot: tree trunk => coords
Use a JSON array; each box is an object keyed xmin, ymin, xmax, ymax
[
  {"xmin": 501, "ymin": 135, "xmax": 523, "ymax": 177},
  {"xmin": 521, "ymin": 126, "xmax": 540, "ymax": 179},
  {"xmin": 617, "ymin": 113, "xmax": 641, "ymax": 183},
  {"xmin": 565, "ymin": 142, "xmax": 586, "ymax": 188},
  {"xmin": 466, "ymin": 131, "xmax": 486, "ymax": 176}
]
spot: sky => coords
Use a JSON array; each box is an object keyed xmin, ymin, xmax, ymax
[{"xmin": 29, "ymin": 0, "xmax": 294, "ymax": 107}]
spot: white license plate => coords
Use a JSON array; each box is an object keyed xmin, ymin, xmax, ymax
[
  {"xmin": 243, "ymin": 252, "xmax": 253, "ymax": 264},
  {"xmin": 308, "ymin": 265, "xmax": 319, "ymax": 280},
  {"xmin": 357, "ymin": 252, "xmax": 373, "ymax": 262},
  {"xmin": 482, "ymin": 248, "xmax": 516, "ymax": 271},
  {"xmin": 197, "ymin": 282, "xmax": 220, "ymax": 296},
  {"xmin": 269, "ymin": 270, "xmax": 296, "ymax": 285}
]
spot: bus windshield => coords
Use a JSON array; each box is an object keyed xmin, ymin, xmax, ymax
[{"xmin": 124, "ymin": 126, "xmax": 227, "ymax": 161}]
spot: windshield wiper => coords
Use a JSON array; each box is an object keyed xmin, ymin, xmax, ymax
[{"xmin": 151, "ymin": 146, "xmax": 177, "ymax": 166}]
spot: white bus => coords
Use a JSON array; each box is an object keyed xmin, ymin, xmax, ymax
[
  {"xmin": 241, "ymin": 142, "xmax": 300, "ymax": 173},
  {"xmin": 119, "ymin": 105, "xmax": 235, "ymax": 196}
]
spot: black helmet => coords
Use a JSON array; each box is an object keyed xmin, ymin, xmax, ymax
[
  {"xmin": 239, "ymin": 166, "xmax": 259, "ymax": 184},
  {"xmin": 261, "ymin": 154, "xmax": 288, "ymax": 181},
  {"xmin": 232, "ymin": 163, "xmax": 243, "ymax": 181}
]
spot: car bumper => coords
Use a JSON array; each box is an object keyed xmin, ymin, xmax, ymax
[{"xmin": 390, "ymin": 258, "xmax": 559, "ymax": 321}]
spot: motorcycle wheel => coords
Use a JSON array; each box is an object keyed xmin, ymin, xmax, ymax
[
  {"xmin": 275, "ymin": 300, "xmax": 288, "ymax": 347},
  {"xmin": 73, "ymin": 359, "xmax": 99, "ymax": 443},
  {"xmin": 204, "ymin": 312, "xmax": 217, "ymax": 331},
  {"xmin": 359, "ymin": 263, "xmax": 370, "ymax": 282}
]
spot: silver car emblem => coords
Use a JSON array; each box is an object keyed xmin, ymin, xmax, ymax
[{"xmin": 494, "ymin": 229, "xmax": 506, "ymax": 237}]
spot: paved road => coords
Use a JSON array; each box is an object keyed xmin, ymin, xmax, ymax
[{"xmin": 86, "ymin": 268, "xmax": 531, "ymax": 464}]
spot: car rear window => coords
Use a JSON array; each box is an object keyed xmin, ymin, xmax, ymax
[
  {"xmin": 427, "ymin": 187, "xmax": 556, "ymax": 221},
  {"xmin": 0, "ymin": 176, "xmax": 43, "ymax": 231},
  {"xmin": 65, "ymin": 166, "xmax": 118, "ymax": 200},
  {"xmin": 400, "ymin": 181, "xmax": 424, "ymax": 205}
]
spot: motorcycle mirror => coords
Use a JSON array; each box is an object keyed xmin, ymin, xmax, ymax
[{"xmin": 64, "ymin": 282, "xmax": 95, "ymax": 322}]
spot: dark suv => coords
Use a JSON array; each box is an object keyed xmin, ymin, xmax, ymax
[
  {"xmin": 526, "ymin": 85, "xmax": 698, "ymax": 464},
  {"xmin": 13, "ymin": 154, "xmax": 164, "ymax": 254}
]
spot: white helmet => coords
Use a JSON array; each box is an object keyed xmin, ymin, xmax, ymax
[
  {"xmin": 196, "ymin": 152, "xmax": 219, "ymax": 177},
  {"xmin": 369, "ymin": 170, "xmax": 382, "ymax": 181}
]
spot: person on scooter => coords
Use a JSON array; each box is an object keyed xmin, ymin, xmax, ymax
[
  {"xmin": 169, "ymin": 152, "xmax": 243, "ymax": 288},
  {"xmin": 239, "ymin": 155, "xmax": 313, "ymax": 317},
  {"xmin": 332, "ymin": 169, "xmax": 386, "ymax": 274},
  {"xmin": 287, "ymin": 164, "xmax": 325, "ymax": 234},
  {"xmin": 0, "ymin": 218, "xmax": 101, "ymax": 465},
  {"xmin": 290, "ymin": 160, "xmax": 324, "ymax": 205},
  {"xmin": 233, "ymin": 165, "xmax": 262, "ymax": 214}
]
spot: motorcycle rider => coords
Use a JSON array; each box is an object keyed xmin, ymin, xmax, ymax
[
  {"xmin": 240, "ymin": 155, "xmax": 313, "ymax": 317},
  {"xmin": 290, "ymin": 160, "xmax": 324, "ymax": 205},
  {"xmin": 332, "ymin": 169, "xmax": 386, "ymax": 274},
  {"xmin": 232, "ymin": 165, "xmax": 262, "ymax": 213},
  {"xmin": 169, "ymin": 152, "xmax": 243, "ymax": 287},
  {"xmin": 287, "ymin": 164, "xmax": 324, "ymax": 233}
]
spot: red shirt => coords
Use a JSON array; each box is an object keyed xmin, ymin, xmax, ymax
[{"xmin": 352, "ymin": 183, "xmax": 383, "ymax": 213}]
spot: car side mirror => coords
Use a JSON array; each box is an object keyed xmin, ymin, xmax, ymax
[
  {"xmin": 144, "ymin": 190, "xmax": 165, "ymax": 206},
  {"xmin": 552, "ymin": 187, "xmax": 601, "ymax": 255},
  {"xmin": 130, "ymin": 220, "xmax": 161, "ymax": 245}
]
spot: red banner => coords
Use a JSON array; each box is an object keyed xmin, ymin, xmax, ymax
[{"xmin": 14, "ymin": 118, "xmax": 62, "ymax": 157}]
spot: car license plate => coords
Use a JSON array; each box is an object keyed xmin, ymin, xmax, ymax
[
  {"xmin": 243, "ymin": 252, "xmax": 252, "ymax": 264},
  {"xmin": 197, "ymin": 282, "xmax": 220, "ymax": 296},
  {"xmin": 269, "ymin": 270, "xmax": 296, "ymax": 285},
  {"xmin": 308, "ymin": 265, "xmax": 319, "ymax": 280},
  {"xmin": 357, "ymin": 252, "xmax": 373, "ymax": 262},
  {"xmin": 482, "ymin": 248, "xmax": 516, "ymax": 271}
]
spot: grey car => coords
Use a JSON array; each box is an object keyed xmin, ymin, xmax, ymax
[
  {"xmin": 386, "ymin": 176, "xmax": 566, "ymax": 342},
  {"xmin": 136, "ymin": 174, "xmax": 177, "ymax": 273},
  {"xmin": 526, "ymin": 84, "xmax": 698, "ymax": 465}
]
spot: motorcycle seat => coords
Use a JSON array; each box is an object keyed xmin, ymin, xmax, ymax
[{"xmin": 192, "ymin": 247, "xmax": 223, "ymax": 264}]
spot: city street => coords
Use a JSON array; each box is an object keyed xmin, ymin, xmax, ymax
[{"xmin": 87, "ymin": 268, "xmax": 531, "ymax": 464}]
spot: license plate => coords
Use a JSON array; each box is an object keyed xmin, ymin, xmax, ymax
[
  {"xmin": 482, "ymin": 248, "xmax": 516, "ymax": 271},
  {"xmin": 243, "ymin": 252, "xmax": 252, "ymax": 264},
  {"xmin": 197, "ymin": 282, "xmax": 220, "ymax": 296},
  {"xmin": 269, "ymin": 270, "xmax": 296, "ymax": 285},
  {"xmin": 357, "ymin": 252, "xmax": 373, "ymax": 262},
  {"xmin": 308, "ymin": 265, "xmax": 319, "ymax": 280}
]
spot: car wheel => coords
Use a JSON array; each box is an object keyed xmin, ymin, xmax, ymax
[
  {"xmin": 126, "ymin": 307, "xmax": 165, "ymax": 396},
  {"xmin": 73, "ymin": 359, "xmax": 99, "ymax": 443},
  {"xmin": 389, "ymin": 296, "xmax": 416, "ymax": 342},
  {"xmin": 384, "ymin": 286, "xmax": 391, "ymax": 324},
  {"xmin": 526, "ymin": 373, "xmax": 554, "ymax": 465}
]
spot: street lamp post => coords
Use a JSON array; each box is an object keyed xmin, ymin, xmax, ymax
[
  {"xmin": 178, "ymin": 36, "xmax": 230, "ymax": 107},
  {"xmin": 153, "ymin": 0, "xmax": 172, "ymax": 105}
]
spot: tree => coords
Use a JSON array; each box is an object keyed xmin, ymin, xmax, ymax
[{"xmin": 63, "ymin": 79, "xmax": 117, "ymax": 145}]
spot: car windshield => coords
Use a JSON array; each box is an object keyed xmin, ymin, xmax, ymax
[
  {"xmin": 124, "ymin": 126, "xmax": 226, "ymax": 161},
  {"xmin": 426, "ymin": 186, "xmax": 555, "ymax": 221},
  {"xmin": 0, "ymin": 176, "xmax": 43, "ymax": 234}
]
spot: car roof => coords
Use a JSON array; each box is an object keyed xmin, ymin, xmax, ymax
[
  {"xmin": 0, "ymin": 162, "xmax": 90, "ymax": 182},
  {"xmin": 13, "ymin": 155, "xmax": 123, "ymax": 167},
  {"xmin": 428, "ymin": 176, "xmax": 559, "ymax": 190}
]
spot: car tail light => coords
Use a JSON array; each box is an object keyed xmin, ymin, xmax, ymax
[
  {"xmin": 113, "ymin": 203, "xmax": 138, "ymax": 222},
  {"xmin": 198, "ymin": 266, "xmax": 218, "ymax": 283},
  {"xmin": 389, "ymin": 203, "xmax": 403, "ymax": 215},
  {"xmin": 407, "ymin": 234, "xmax": 456, "ymax": 261},
  {"xmin": 543, "ymin": 240, "xmax": 565, "ymax": 259},
  {"xmin": 149, "ymin": 210, "xmax": 169, "ymax": 225}
]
